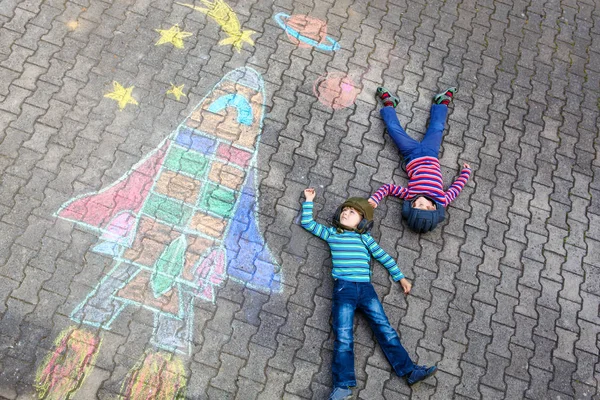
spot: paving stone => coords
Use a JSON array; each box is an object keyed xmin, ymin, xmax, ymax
[
  {"xmin": 235, "ymin": 377, "xmax": 263, "ymax": 400},
  {"xmin": 480, "ymin": 352, "xmax": 509, "ymax": 390},
  {"xmin": 460, "ymin": 226, "xmax": 485, "ymax": 257},
  {"xmin": 278, "ymin": 302, "xmax": 312, "ymax": 341},
  {"xmin": 455, "ymin": 251, "xmax": 480, "ymax": 286},
  {"xmin": 431, "ymin": 370, "xmax": 460, "ymax": 399},
  {"xmin": 257, "ymin": 367, "xmax": 292, "ymax": 400},
  {"xmin": 425, "ymin": 288, "xmax": 452, "ymax": 322},
  {"xmin": 473, "ymin": 273, "xmax": 499, "ymax": 307},
  {"xmin": 235, "ymin": 289, "xmax": 270, "ymax": 328},
  {"xmin": 194, "ymin": 328, "xmax": 231, "ymax": 369},
  {"xmin": 296, "ymin": 326, "xmax": 328, "ymax": 365},
  {"xmin": 285, "ymin": 358, "xmax": 319, "ymax": 398},
  {"xmin": 0, "ymin": 85, "xmax": 32, "ymax": 115},
  {"xmin": 288, "ymin": 273, "xmax": 320, "ymax": 309},
  {"xmin": 525, "ymin": 366, "xmax": 553, "ymax": 400},
  {"xmin": 444, "ymin": 308, "xmax": 472, "ymax": 345},
  {"xmin": 239, "ymin": 342, "xmax": 274, "ymax": 385},
  {"xmin": 207, "ymin": 386, "xmax": 234, "ymax": 399},
  {"xmin": 449, "ymin": 281, "xmax": 476, "ymax": 315},
  {"xmin": 10, "ymin": 266, "xmax": 51, "ymax": 304},
  {"xmin": 555, "ymin": 298, "xmax": 581, "ymax": 335},
  {"xmin": 533, "ymin": 306, "xmax": 559, "ymax": 341},
  {"xmin": 420, "ymin": 316, "xmax": 447, "ymax": 354},
  {"xmin": 211, "ymin": 353, "xmax": 246, "ymax": 394},
  {"xmin": 267, "ymin": 334, "xmax": 303, "ymax": 374},
  {"xmin": 537, "ymin": 278, "xmax": 562, "ymax": 311},
  {"xmin": 479, "ymin": 385, "xmax": 506, "ymax": 400},
  {"xmin": 492, "ymin": 293, "xmax": 517, "ymax": 328},
  {"xmin": 530, "ymin": 334, "xmax": 557, "ymax": 372},
  {"xmin": 455, "ymin": 361, "xmax": 484, "ymax": 399},
  {"xmin": 410, "ymin": 267, "xmax": 436, "ymax": 301},
  {"xmin": 575, "ymin": 319, "xmax": 600, "ymax": 356},
  {"xmin": 221, "ymin": 320, "xmax": 258, "ymax": 359},
  {"xmin": 438, "ymin": 338, "xmax": 465, "ymax": 378}
]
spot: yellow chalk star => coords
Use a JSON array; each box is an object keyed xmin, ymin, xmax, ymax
[
  {"xmin": 219, "ymin": 29, "xmax": 255, "ymax": 52},
  {"xmin": 178, "ymin": 1, "xmax": 255, "ymax": 52},
  {"xmin": 104, "ymin": 81, "xmax": 138, "ymax": 110},
  {"xmin": 166, "ymin": 83, "xmax": 186, "ymax": 101},
  {"xmin": 155, "ymin": 24, "xmax": 193, "ymax": 49}
]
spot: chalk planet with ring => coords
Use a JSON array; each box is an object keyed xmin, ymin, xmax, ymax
[{"xmin": 274, "ymin": 13, "xmax": 341, "ymax": 52}]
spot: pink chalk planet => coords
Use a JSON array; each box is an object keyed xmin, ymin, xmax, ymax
[
  {"xmin": 273, "ymin": 13, "xmax": 340, "ymax": 52},
  {"xmin": 313, "ymin": 72, "xmax": 360, "ymax": 109}
]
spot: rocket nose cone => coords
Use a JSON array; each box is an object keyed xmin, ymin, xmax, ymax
[{"xmin": 225, "ymin": 67, "xmax": 263, "ymax": 90}]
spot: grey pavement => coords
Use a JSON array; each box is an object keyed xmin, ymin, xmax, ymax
[{"xmin": 0, "ymin": 0, "xmax": 600, "ymax": 398}]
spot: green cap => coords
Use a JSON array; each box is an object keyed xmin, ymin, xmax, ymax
[{"xmin": 340, "ymin": 197, "xmax": 374, "ymax": 222}]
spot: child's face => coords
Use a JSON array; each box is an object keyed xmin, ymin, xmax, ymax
[
  {"xmin": 340, "ymin": 207, "xmax": 362, "ymax": 229},
  {"xmin": 412, "ymin": 196, "xmax": 436, "ymax": 211}
]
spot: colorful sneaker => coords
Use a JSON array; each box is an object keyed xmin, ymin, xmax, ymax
[
  {"xmin": 376, "ymin": 86, "xmax": 400, "ymax": 108},
  {"xmin": 433, "ymin": 87, "xmax": 457, "ymax": 105},
  {"xmin": 406, "ymin": 365, "xmax": 437, "ymax": 386},
  {"xmin": 328, "ymin": 386, "xmax": 352, "ymax": 400}
]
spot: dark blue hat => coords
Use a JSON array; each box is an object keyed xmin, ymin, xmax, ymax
[{"xmin": 401, "ymin": 197, "xmax": 445, "ymax": 233}]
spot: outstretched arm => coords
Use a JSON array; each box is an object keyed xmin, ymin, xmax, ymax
[
  {"xmin": 362, "ymin": 235, "xmax": 404, "ymax": 280},
  {"xmin": 444, "ymin": 163, "xmax": 471, "ymax": 205},
  {"xmin": 300, "ymin": 188, "xmax": 332, "ymax": 241},
  {"xmin": 363, "ymin": 235, "xmax": 412, "ymax": 294},
  {"xmin": 369, "ymin": 183, "xmax": 409, "ymax": 208}
]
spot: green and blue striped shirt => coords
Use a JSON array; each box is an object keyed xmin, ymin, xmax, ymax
[{"xmin": 301, "ymin": 201, "xmax": 404, "ymax": 282}]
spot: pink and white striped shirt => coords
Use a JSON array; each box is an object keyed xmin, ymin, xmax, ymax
[{"xmin": 370, "ymin": 156, "xmax": 471, "ymax": 207}]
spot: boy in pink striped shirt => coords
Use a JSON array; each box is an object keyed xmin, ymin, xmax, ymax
[{"xmin": 368, "ymin": 87, "xmax": 472, "ymax": 233}]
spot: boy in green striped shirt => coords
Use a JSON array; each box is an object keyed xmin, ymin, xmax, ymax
[{"xmin": 301, "ymin": 188, "xmax": 437, "ymax": 399}]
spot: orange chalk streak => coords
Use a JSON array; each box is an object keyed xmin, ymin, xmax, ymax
[
  {"xmin": 121, "ymin": 352, "xmax": 187, "ymax": 400},
  {"xmin": 35, "ymin": 327, "xmax": 100, "ymax": 400}
]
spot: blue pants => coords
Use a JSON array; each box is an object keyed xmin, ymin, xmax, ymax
[
  {"xmin": 332, "ymin": 280, "xmax": 414, "ymax": 387},
  {"xmin": 380, "ymin": 104, "xmax": 448, "ymax": 163}
]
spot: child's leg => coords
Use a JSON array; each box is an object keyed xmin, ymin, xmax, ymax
[
  {"xmin": 380, "ymin": 107, "xmax": 420, "ymax": 160},
  {"xmin": 331, "ymin": 280, "xmax": 358, "ymax": 387},
  {"xmin": 420, "ymin": 88, "xmax": 456, "ymax": 156},
  {"xmin": 358, "ymin": 283, "xmax": 415, "ymax": 376},
  {"xmin": 419, "ymin": 104, "xmax": 448, "ymax": 156}
]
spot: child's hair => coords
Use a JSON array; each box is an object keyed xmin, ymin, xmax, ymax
[
  {"xmin": 332, "ymin": 197, "xmax": 374, "ymax": 233},
  {"xmin": 402, "ymin": 197, "xmax": 445, "ymax": 233}
]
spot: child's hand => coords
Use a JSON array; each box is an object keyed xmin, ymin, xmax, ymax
[
  {"xmin": 400, "ymin": 278, "xmax": 412, "ymax": 295},
  {"xmin": 304, "ymin": 188, "xmax": 316, "ymax": 202},
  {"xmin": 368, "ymin": 198, "xmax": 378, "ymax": 208},
  {"xmin": 463, "ymin": 162, "xmax": 471, "ymax": 169}
]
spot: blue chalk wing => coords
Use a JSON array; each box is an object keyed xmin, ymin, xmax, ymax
[{"xmin": 224, "ymin": 169, "xmax": 282, "ymax": 293}]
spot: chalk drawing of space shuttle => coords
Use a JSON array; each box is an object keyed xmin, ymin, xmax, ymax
[{"xmin": 55, "ymin": 67, "xmax": 282, "ymax": 356}]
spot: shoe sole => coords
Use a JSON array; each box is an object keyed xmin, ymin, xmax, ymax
[
  {"xmin": 328, "ymin": 394, "xmax": 352, "ymax": 400},
  {"xmin": 433, "ymin": 87, "xmax": 457, "ymax": 104},
  {"xmin": 328, "ymin": 389, "xmax": 353, "ymax": 400},
  {"xmin": 376, "ymin": 87, "xmax": 399, "ymax": 107},
  {"xmin": 407, "ymin": 367, "xmax": 438, "ymax": 387}
]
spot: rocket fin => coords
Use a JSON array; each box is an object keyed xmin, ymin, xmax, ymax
[
  {"xmin": 224, "ymin": 170, "xmax": 282, "ymax": 293},
  {"xmin": 56, "ymin": 141, "xmax": 169, "ymax": 231}
]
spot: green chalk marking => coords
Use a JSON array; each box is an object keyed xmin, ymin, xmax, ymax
[
  {"xmin": 164, "ymin": 146, "xmax": 209, "ymax": 178},
  {"xmin": 151, "ymin": 235, "xmax": 187, "ymax": 298},
  {"xmin": 143, "ymin": 193, "xmax": 193, "ymax": 225},
  {"xmin": 198, "ymin": 183, "xmax": 237, "ymax": 218}
]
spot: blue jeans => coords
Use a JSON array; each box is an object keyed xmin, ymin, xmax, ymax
[
  {"xmin": 332, "ymin": 280, "xmax": 414, "ymax": 387},
  {"xmin": 381, "ymin": 104, "xmax": 448, "ymax": 163}
]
